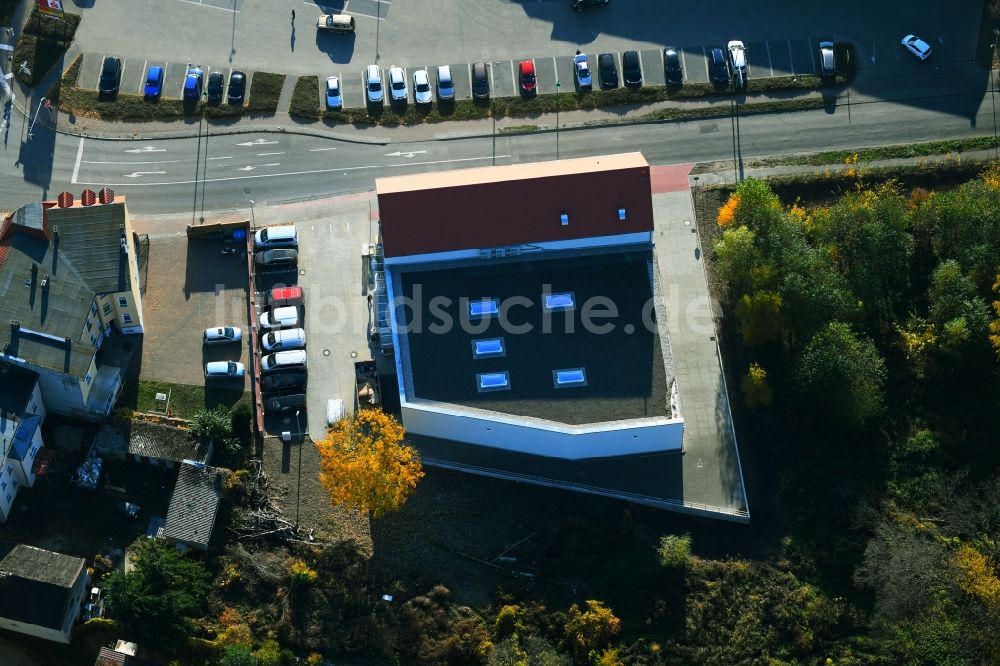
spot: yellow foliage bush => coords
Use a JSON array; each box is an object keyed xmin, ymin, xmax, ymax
[
  {"xmin": 288, "ymin": 560, "xmax": 319, "ymax": 586},
  {"xmin": 954, "ymin": 544, "xmax": 1000, "ymax": 609},
  {"xmin": 564, "ymin": 600, "xmax": 621, "ymax": 652},
  {"xmin": 717, "ymin": 193, "xmax": 740, "ymax": 227}
]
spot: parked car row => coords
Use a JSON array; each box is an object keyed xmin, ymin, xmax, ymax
[
  {"xmin": 253, "ymin": 229, "xmax": 308, "ymax": 415},
  {"xmin": 99, "ymin": 56, "xmax": 246, "ymax": 105}
]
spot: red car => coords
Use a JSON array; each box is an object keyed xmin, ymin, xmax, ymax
[{"xmin": 518, "ymin": 60, "xmax": 536, "ymax": 95}]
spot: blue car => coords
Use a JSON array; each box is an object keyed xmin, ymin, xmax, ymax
[
  {"xmin": 143, "ymin": 66, "xmax": 163, "ymax": 99},
  {"xmin": 183, "ymin": 65, "xmax": 203, "ymax": 101}
]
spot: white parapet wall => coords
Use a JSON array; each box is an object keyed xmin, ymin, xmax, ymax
[{"xmin": 402, "ymin": 400, "xmax": 684, "ymax": 460}]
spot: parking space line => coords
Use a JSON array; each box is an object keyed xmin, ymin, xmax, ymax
[
  {"xmin": 764, "ymin": 42, "xmax": 774, "ymax": 76},
  {"xmin": 636, "ymin": 50, "xmax": 643, "ymax": 83},
  {"xmin": 468, "ymin": 63, "xmax": 474, "ymax": 95},
  {"xmin": 552, "ymin": 57, "xmax": 557, "ymax": 86},
  {"xmin": 679, "ymin": 48, "xmax": 687, "ymax": 82},
  {"xmin": 510, "ymin": 60, "xmax": 516, "ymax": 92},
  {"xmin": 703, "ymin": 46, "xmax": 709, "ymax": 80},
  {"xmin": 788, "ymin": 40, "xmax": 795, "ymax": 74},
  {"xmin": 178, "ymin": 0, "xmax": 239, "ymax": 12},
  {"xmin": 139, "ymin": 59, "xmax": 147, "ymax": 90},
  {"xmin": 807, "ymin": 38, "xmax": 814, "ymax": 74}
]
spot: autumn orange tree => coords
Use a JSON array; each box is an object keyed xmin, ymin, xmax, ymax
[{"xmin": 315, "ymin": 409, "xmax": 424, "ymax": 518}]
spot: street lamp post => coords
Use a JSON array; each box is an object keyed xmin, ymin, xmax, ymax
[
  {"xmin": 27, "ymin": 96, "xmax": 45, "ymax": 141},
  {"xmin": 247, "ymin": 198, "xmax": 256, "ymax": 232},
  {"xmin": 294, "ymin": 409, "xmax": 303, "ymax": 528},
  {"xmin": 555, "ymin": 79, "xmax": 561, "ymax": 159}
]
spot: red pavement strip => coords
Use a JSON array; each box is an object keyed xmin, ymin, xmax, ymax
[{"xmin": 650, "ymin": 164, "xmax": 694, "ymax": 194}]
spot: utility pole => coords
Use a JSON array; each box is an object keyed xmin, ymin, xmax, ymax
[
  {"xmin": 294, "ymin": 409, "xmax": 303, "ymax": 528},
  {"xmin": 555, "ymin": 79, "xmax": 561, "ymax": 159},
  {"xmin": 27, "ymin": 96, "xmax": 46, "ymax": 141}
]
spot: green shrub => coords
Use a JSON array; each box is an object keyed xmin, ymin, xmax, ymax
[
  {"xmin": 289, "ymin": 75, "xmax": 321, "ymax": 119},
  {"xmin": 658, "ymin": 534, "xmax": 693, "ymax": 568},
  {"xmin": 247, "ymin": 72, "xmax": 285, "ymax": 115},
  {"xmin": 494, "ymin": 604, "xmax": 524, "ymax": 638}
]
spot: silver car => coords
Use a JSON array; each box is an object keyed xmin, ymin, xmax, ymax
[
  {"xmin": 365, "ymin": 64, "xmax": 384, "ymax": 104},
  {"xmin": 388, "ymin": 65, "xmax": 408, "ymax": 103},
  {"xmin": 203, "ymin": 326, "xmax": 242, "ymax": 345},
  {"xmin": 412, "ymin": 69, "xmax": 432, "ymax": 105}
]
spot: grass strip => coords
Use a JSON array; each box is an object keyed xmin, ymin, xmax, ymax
[
  {"xmin": 289, "ymin": 75, "xmax": 321, "ymax": 120},
  {"xmin": 246, "ymin": 71, "xmax": 285, "ymax": 115},
  {"xmin": 642, "ymin": 97, "xmax": 825, "ymax": 122},
  {"xmin": 752, "ymin": 136, "xmax": 1000, "ymax": 167},
  {"xmin": 134, "ymin": 379, "xmax": 249, "ymax": 420}
]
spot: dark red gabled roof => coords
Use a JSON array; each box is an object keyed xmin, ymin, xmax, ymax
[{"xmin": 376, "ymin": 153, "xmax": 654, "ymax": 258}]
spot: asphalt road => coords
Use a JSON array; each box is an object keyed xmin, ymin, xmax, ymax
[{"xmin": 2, "ymin": 76, "xmax": 998, "ymax": 215}]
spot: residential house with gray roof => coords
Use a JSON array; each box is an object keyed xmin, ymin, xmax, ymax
[
  {"xmin": 0, "ymin": 543, "xmax": 88, "ymax": 643},
  {"xmin": 162, "ymin": 461, "xmax": 224, "ymax": 551},
  {"xmin": 0, "ymin": 190, "xmax": 144, "ymax": 421},
  {"xmin": 0, "ymin": 363, "xmax": 47, "ymax": 522}
]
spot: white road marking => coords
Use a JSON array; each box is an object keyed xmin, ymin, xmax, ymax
[
  {"xmin": 788, "ymin": 40, "xmax": 795, "ymax": 75},
  {"xmin": 178, "ymin": 0, "xmax": 239, "ymax": 12},
  {"xmin": 236, "ymin": 163, "xmax": 280, "ymax": 171},
  {"xmin": 236, "ymin": 138, "xmax": 279, "ymax": 146},
  {"xmin": 79, "ymin": 154, "xmax": 513, "ymax": 187},
  {"xmin": 207, "ymin": 155, "xmax": 234, "ymax": 160},
  {"xmin": 123, "ymin": 171, "xmax": 167, "ymax": 178},
  {"xmin": 125, "ymin": 146, "xmax": 166, "ymax": 153},
  {"xmin": 139, "ymin": 59, "xmax": 148, "ymax": 90},
  {"xmin": 84, "ymin": 159, "xmax": 184, "ymax": 165},
  {"xmin": 703, "ymin": 46, "xmax": 710, "ymax": 80},
  {"xmin": 384, "ymin": 150, "xmax": 426, "ymax": 157},
  {"xmin": 71, "ymin": 136, "xmax": 85, "ymax": 184},
  {"xmin": 257, "ymin": 152, "xmax": 285, "ymax": 156},
  {"xmin": 765, "ymin": 41, "xmax": 774, "ymax": 77},
  {"xmin": 309, "ymin": 147, "xmax": 337, "ymax": 152},
  {"xmin": 679, "ymin": 48, "xmax": 687, "ymax": 82}
]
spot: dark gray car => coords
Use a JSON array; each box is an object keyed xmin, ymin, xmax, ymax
[
  {"xmin": 255, "ymin": 248, "xmax": 298, "ymax": 267},
  {"xmin": 472, "ymin": 62, "xmax": 490, "ymax": 99},
  {"xmin": 622, "ymin": 50, "xmax": 642, "ymax": 88},
  {"xmin": 663, "ymin": 47, "xmax": 683, "ymax": 86},
  {"xmin": 265, "ymin": 393, "xmax": 307, "ymax": 413},
  {"xmin": 98, "ymin": 56, "xmax": 122, "ymax": 96},
  {"xmin": 597, "ymin": 53, "xmax": 618, "ymax": 89},
  {"xmin": 709, "ymin": 48, "xmax": 729, "ymax": 85}
]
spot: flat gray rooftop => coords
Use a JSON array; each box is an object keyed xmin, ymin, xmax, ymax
[{"xmin": 397, "ymin": 250, "xmax": 668, "ymax": 425}]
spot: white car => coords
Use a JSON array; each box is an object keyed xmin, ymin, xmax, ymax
[
  {"xmin": 727, "ymin": 40, "xmax": 748, "ymax": 88},
  {"xmin": 365, "ymin": 64, "xmax": 384, "ymax": 104},
  {"xmin": 205, "ymin": 361, "xmax": 245, "ymax": 379},
  {"xmin": 388, "ymin": 66, "xmax": 407, "ymax": 103},
  {"xmin": 901, "ymin": 34, "xmax": 932, "ymax": 60},
  {"xmin": 325, "ymin": 76, "xmax": 342, "ymax": 109},
  {"xmin": 261, "ymin": 327, "xmax": 306, "ymax": 352},
  {"xmin": 203, "ymin": 326, "xmax": 242, "ymax": 345},
  {"xmin": 574, "ymin": 53, "xmax": 592, "ymax": 89},
  {"xmin": 412, "ymin": 69, "xmax": 432, "ymax": 105}
]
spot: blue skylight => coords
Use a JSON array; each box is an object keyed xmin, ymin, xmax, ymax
[
  {"xmin": 469, "ymin": 298, "xmax": 499, "ymax": 317},
  {"xmin": 544, "ymin": 292, "xmax": 575, "ymax": 311},
  {"xmin": 477, "ymin": 371, "xmax": 511, "ymax": 392},
  {"xmin": 553, "ymin": 368, "xmax": 587, "ymax": 388},
  {"xmin": 472, "ymin": 338, "xmax": 505, "ymax": 359}
]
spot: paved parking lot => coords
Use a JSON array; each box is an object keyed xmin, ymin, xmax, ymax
[
  {"xmin": 251, "ymin": 196, "xmax": 376, "ymax": 438},
  {"xmin": 140, "ymin": 235, "xmax": 250, "ymax": 390},
  {"xmin": 69, "ymin": 0, "xmax": 979, "ymax": 107},
  {"xmin": 77, "ymin": 52, "xmax": 255, "ymax": 102}
]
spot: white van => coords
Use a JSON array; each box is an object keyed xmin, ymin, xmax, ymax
[
  {"xmin": 316, "ymin": 14, "xmax": 355, "ymax": 32},
  {"xmin": 262, "ymin": 327, "xmax": 306, "ymax": 352},
  {"xmin": 261, "ymin": 350, "xmax": 308, "ymax": 374},
  {"xmin": 254, "ymin": 225, "xmax": 298, "ymax": 249},
  {"xmin": 259, "ymin": 306, "xmax": 300, "ymax": 330}
]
